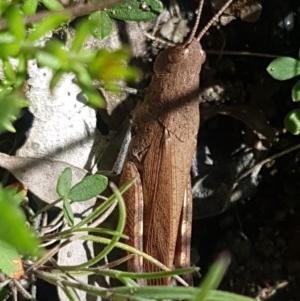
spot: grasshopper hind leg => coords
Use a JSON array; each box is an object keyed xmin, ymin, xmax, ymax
[
  {"xmin": 174, "ymin": 184, "xmax": 193, "ymax": 285},
  {"xmin": 120, "ymin": 161, "xmax": 144, "ymax": 277}
]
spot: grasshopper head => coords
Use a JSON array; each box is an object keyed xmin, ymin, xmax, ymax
[{"xmin": 153, "ymin": 38, "xmax": 206, "ymax": 75}]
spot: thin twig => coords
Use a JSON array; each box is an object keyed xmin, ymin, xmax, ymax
[
  {"xmin": 234, "ymin": 142, "xmax": 300, "ymax": 189},
  {"xmin": 206, "ymin": 49, "xmax": 279, "ymax": 59}
]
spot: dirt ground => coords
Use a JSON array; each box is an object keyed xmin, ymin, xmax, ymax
[{"xmin": 189, "ymin": 0, "xmax": 300, "ymax": 300}]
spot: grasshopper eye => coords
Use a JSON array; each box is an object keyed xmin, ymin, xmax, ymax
[{"xmin": 168, "ymin": 48, "xmax": 189, "ymax": 63}]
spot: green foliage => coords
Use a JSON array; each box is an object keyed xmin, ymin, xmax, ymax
[
  {"xmin": 0, "ymin": 186, "xmax": 42, "ymax": 279},
  {"xmin": 267, "ymin": 56, "xmax": 300, "ymax": 81},
  {"xmin": 22, "ymin": 0, "xmax": 38, "ymax": 16},
  {"xmin": 89, "ymin": 47, "xmax": 140, "ymax": 92},
  {"xmin": 284, "ymin": 109, "xmax": 300, "ymax": 135},
  {"xmin": 56, "ymin": 167, "xmax": 72, "ymax": 197},
  {"xmin": 41, "ymin": 0, "xmax": 64, "ymax": 12},
  {"xmin": 0, "ymin": 240, "xmax": 22, "ymax": 279},
  {"xmin": 0, "ymin": 0, "xmax": 160, "ymax": 132},
  {"xmin": 101, "ymin": 286, "xmax": 258, "ymax": 301},
  {"xmin": 88, "ymin": 0, "xmax": 163, "ymax": 40},
  {"xmin": 68, "ymin": 174, "xmax": 108, "ymax": 201},
  {"xmin": 107, "ymin": 0, "xmax": 163, "ymax": 21},
  {"xmin": 0, "ymin": 91, "xmax": 29, "ymax": 133},
  {"xmin": 27, "ymin": 13, "xmax": 70, "ymax": 42},
  {"xmin": 57, "ymin": 167, "xmax": 108, "ymax": 226},
  {"xmin": 63, "ymin": 198, "xmax": 74, "ymax": 227},
  {"xmin": 195, "ymin": 252, "xmax": 230, "ymax": 301},
  {"xmin": 89, "ymin": 10, "xmax": 113, "ymax": 40},
  {"xmin": 267, "ymin": 54, "xmax": 300, "ymax": 134},
  {"xmin": 37, "ymin": 249, "xmax": 257, "ymax": 301},
  {"xmin": 0, "ymin": 169, "xmax": 257, "ymax": 300}
]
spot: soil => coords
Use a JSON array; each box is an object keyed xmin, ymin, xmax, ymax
[{"xmin": 187, "ymin": 0, "xmax": 300, "ymax": 300}]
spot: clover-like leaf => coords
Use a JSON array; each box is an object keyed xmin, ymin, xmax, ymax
[
  {"xmin": 57, "ymin": 167, "xmax": 72, "ymax": 198},
  {"xmin": 68, "ymin": 174, "xmax": 108, "ymax": 202}
]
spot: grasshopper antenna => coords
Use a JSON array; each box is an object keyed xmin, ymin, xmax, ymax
[
  {"xmin": 184, "ymin": 0, "xmax": 205, "ymax": 46},
  {"xmin": 197, "ymin": 0, "xmax": 235, "ymax": 42}
]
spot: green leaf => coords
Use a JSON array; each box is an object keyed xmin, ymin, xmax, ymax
[
  {"xmin": 27, "ymin": 13, "xmax": 70, "ymax": 42},
  {"xmin": 0, "ymin": 2, "xmax": 10, "ymax": 16},
  {"xmin": 15, "ymin": 54, "xmax": 27, "ymax": 87},
  {"xmin": 23, "ymin": 0, "xmax": 38, "ymax": 15},
  {"xmin": 60, "ymin": 286, "xmax": 79, "ymax": 301},
  {"xmin": 89, "ymin": 11, "xmax": 113, "ymax": 40},
  {"xmin": 284, "ymin": 109, "xmax": 300, "ymax": 135},
  {"xmin": 68, "ymin": 174, "xmax": 108, "ymax": 202},
  {"xmin": 292, "ymin": 79, "xmax": 300, "ymax": 102},
  {"xmin": 80, "ymin": 89, "xmax": 106, "ymax": 108},
  {"xmin": 0, "ymin": 93, "xmax": 29, "ymax": 133},
  {"xmin": 0, "ymin": 187, "xmax": 42, "ymax": 257},
  {"xmin": 50, "ymin": 70, "xmax": 65, "ymax": 91},
  {"xmin": 267, "ymin": 57, "xmax": 300, "ymax": 80},
  {"xmin": 5, "ymin": 5, "xmax": 25, "ymax": 40},
  {"xmin": 106, "ymin": 286, "xmax": 257, "ymax": 301},
  {"xmin": 41, "ymin": 0, "xmax": 63, "ymax": 11},
  {"xmin": 43, "ymin": 40, "xmax": 69, "ymax": 68},
  {"xmin": 89, "ymin": 47, "xmax": 141, "ymax": 88},
  {"xmin": 74, "ymin": 65, "xmax": 92, "ymax": 88},
  {"xmin": 63, "ymin": 199, "xmax": 74, "ymax": 226},
  {"xmin": 37, "ymin": 40, "xmax": 72, "ymax": 70},
  {"xmin": 0, "ymin": 32, "xmax": 15, "ymax": 43},
  {"xmin": 3, "ymin": 60, "xmax": 16, "ymax": 82},
  {"xmin": 196, "ymin": 252, "xmax": 230, "ymax": 301},
  {"xmin": 57, "ymin": 167, "xmax": 72, "ymax": 198},
  {"xmin": 108, "ymin": 0, "xmax": 163, "ymax": 21},
  {"xmin": 0, "ymin": 42, "xmax": 21, "ymax": 58},
  {"xmin": 0, "ymin": 240, "xmax": 22, "ymax": 279},
  {"xmin": 36, "ymin": 50, "xmax": 62, "ymax": 69},
  {"xmin": 71, "ymin": 21, "xmax": 91, "ymax": 53},
  {"xmin": 2, "ymin": 187, "xmax": 26, "ymax": 207}
]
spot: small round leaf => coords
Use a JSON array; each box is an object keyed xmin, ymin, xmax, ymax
[
  {"xmin": 284, "ymin": 109, "xmax": 300, "ymax": 135},
  {"xmin": 267, "ymin": 57, "xmax": 300, "ymax": 81}
]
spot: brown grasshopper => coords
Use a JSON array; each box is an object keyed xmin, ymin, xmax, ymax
[{"xmin": 120, "ymin": 0, "xmax": 235, "ymax": 285}]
